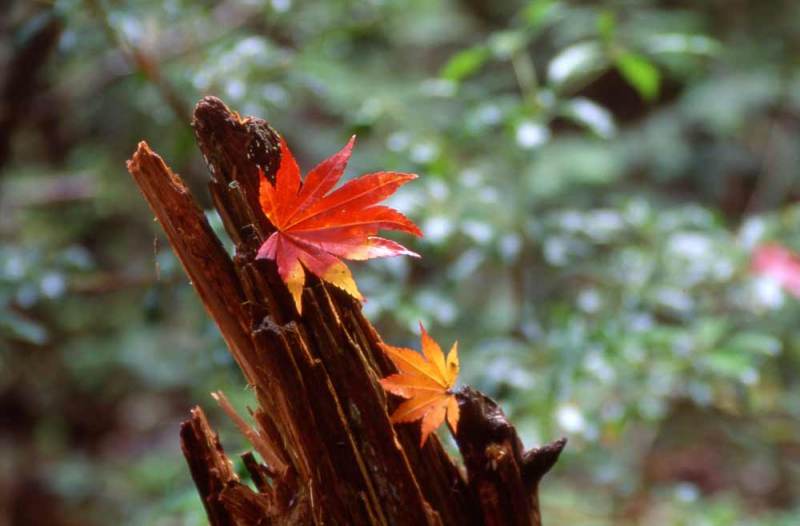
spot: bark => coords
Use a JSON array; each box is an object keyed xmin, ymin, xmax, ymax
[
  {"xmin": 454, "ymin": 389, "xmax": 566, "ymax": 526},
  {"xmin": 126, "ymin": 96, "xmax": 564, "ymax": 525}
]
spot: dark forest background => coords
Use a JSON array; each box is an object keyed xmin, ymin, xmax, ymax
[{"xmin": 2, "ymin": 1, "xmax": 800, "ymax": 524}]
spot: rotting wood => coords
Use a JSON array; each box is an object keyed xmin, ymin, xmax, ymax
[
  {"xmin": 454, "ymin": 388, "xmax": 566, "ymax": 526},
  {"xmin": 127, "ymin": 96, "xmax": 564, "ymax": 525}
]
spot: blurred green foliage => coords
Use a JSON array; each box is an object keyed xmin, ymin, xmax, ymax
[{"xmin": 2, "ymin": 0, "xmax": 800, "ymax": 524}]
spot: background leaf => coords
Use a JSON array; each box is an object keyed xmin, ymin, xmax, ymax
[{"xmin": 616, "ymin": 51, "xmax": 661, "ymax": 101}]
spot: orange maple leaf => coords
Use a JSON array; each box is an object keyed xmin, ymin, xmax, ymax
[
  {"xmin": 379, "ymin": 323, "xmax": 460, "ymax": 446},
  {"xmin": 255, "ymin": 136, "xmax": 422, "ymax": 313}
]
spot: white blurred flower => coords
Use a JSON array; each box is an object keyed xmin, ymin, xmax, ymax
[
  {"xmin": 583, "ymin": 210, "xmax": 624, "ymax": 241},
  {"xmin": 752, "ymin": 276, "xmax": 785, "ymax": 310},
  {"xmin": 543, "ymin": 236, "xmax": 569, "ymax": 266},
  {"xmin": 569, "ymin": 98, "xmax": 616, "ymax": 138},
  {"xmin": 584, "ymin": 351, "xmax": 614, "ymax": 383},
  {"xmin": 224, "ymin": 79, "xmax": 246, "ymax": 100},
  {"xmin": 655, "ymin": 287, "xmax": 694, "ymax": 312},
  {"xmin": 426, "ymin": 179, "xmax": 449, "ymax": 201},
  {"xmin": 577, "ymin": 288, "xmax": 602, "ymax": 313},
  {"xmin": 40, "ymin": 272, "xmax": 66, "ymax": 299},
  {"xmin": 386, "ymin": 132, "xmax": 410, "ymax": 152},
  {"xmin": 515, "ymin": 121, "xmax": 550, "ymax": 149},
  {"xmin": 474, "ymin": 104, "xmax": 503, "ymax": 127},
  {"xmin": 627, "ymin": 312, "xmax": 654, "ymax": 333},
  {"xmin": 415, "ymin": 291, "xmax": 457, "ymax": 326},
  {"xmin": 740, "ymin": 368, "xmax": 759, "ymax": 386},
  {"xmin": 271, "ymin": 0, "xmax": 291, "ymax": 12},
  {"xmin": 558, "ymin": 210, "xmax": 584, "ymax": 232},
  {"xmin": 668, "ymin": 232, "xmax": 713, "ymax": 260},
  {"xmin": 738, "ymin": 217, "xmax": 766, "ymax": 250},
  {"xmin": 462, "ymin": 220, "xmax": 493, "ymax": 245},
  {"xmin": 460, "ymin": 168, "xmax": 483, "ymax": 188},
  {"xmin": 422, "ymin": 216, "xmax": 453, "ymax": 244},
  {"xmin": 3, "ymin": 254, "xmax": 24, "ymax": 279},
  {"xmin": 556, "ymin": 404, "xmax": 586, "ymax": 434},
  {"xmin": 234, "ymin": 36, "xmax": 268, "ymax": 58},
  {"xmin": 411, "ymin": 142, "xmax": 439, "ymax": 164},
  {"xmin": 262, "ymin": 83, "xmax": 288, "ymax": 105},
  {"xmin": 484, "ymin": 357, "xmax": 534, "ymax": 389},
  {"xmin": 498, "ymin": 234, "xmax": 522, "ymax": 261},
  {"xmin": 674, "ymin": 482, "xmax": 700, "ymax": 503}
]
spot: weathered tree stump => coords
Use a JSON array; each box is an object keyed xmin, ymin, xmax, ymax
[{"xmin": 127, "ymin": 96, "xmax": 564, "ymax": 525}]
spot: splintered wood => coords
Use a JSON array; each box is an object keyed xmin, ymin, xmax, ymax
[{"xmin": 127, "ymin": 97, "xmax": 563, "ymax": 525}]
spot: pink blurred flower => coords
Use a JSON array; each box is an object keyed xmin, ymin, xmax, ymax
[{"xmin": 751, "ymin": 243, "xmax": 800, "ymax": 298}]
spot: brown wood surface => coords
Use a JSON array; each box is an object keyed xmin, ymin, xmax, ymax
[{"xmin": 127, "ymin": 96, "xmax": 563, "ymax": 525}]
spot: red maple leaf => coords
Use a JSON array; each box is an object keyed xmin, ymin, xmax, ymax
[{"xmin": 255, "ymin": 136, "xmax": 422, "ymax": 313}]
